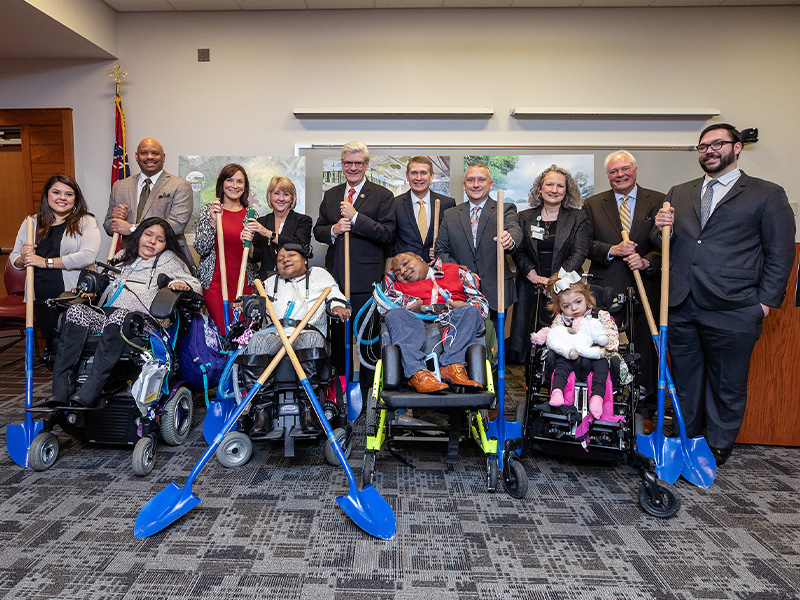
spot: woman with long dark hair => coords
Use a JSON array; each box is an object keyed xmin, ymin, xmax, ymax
[
  {"xmin": 45, "ymin": 217, "xmax": 201, "ymax": 408},
  {"xmin": 194, "ymin": 163, "xmax": 257, "ymax": 330},
  {"xmin": 10, "ymin": 174, "xmax": 101, "ymax": 351}
]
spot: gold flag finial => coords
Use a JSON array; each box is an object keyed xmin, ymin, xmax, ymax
[{"xmin": 108, "ymin": 64, "xmax": 128, "ymax": 94}]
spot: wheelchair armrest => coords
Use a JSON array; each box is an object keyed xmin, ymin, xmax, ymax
[{"xmin": 150, "ymin": 287, "xmax": 182, "ymax": 319}]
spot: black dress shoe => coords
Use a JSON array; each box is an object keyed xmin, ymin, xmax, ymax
[
  {"xmin": 710, "ymin": 446, "xmax": 732, "ymax": 466},
  {"xmin": 68, "ymin": 393, "xmax": 96, "ymax": 408},
  {"xmin": 45, "ymin": 396, "xmax": 69, "ymax": 408}
]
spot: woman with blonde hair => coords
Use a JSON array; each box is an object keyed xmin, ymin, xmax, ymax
[{"xmin": 249, "ymin": 176, "xmax": 312, "ymax": 279}]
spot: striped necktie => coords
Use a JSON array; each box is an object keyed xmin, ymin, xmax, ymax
[{"xmin": 619, "ymin": 195, "xmax": 631, "ymax": 233}]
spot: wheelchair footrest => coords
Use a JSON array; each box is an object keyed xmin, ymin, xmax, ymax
[
  {"xmin": 254, "ymin": 427, "xmax": 284, "ymax": 441},
  {"xmin": 381, "ymin": 389, "xmax": 494, "ymax": 409},
  {"xmin": 289, "ymin": 427, "xmax": 318, "ymax": 439}
]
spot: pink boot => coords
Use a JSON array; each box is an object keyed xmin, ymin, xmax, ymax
[
  {"xmin": 588, "ymin": 395, "xmax": 603, "ymax": 419},
  {"xmin": 549, "ymin": 388, "xmax": 565, "ymax": 407}
]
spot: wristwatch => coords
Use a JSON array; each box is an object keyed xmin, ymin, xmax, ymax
[
  {"xmin": 46, "ymin": 258, "xmax": 54, "ymax": 269},
  {"xmin": 129, "ymin": 225, "xmax": 137, "ymax": 233}
]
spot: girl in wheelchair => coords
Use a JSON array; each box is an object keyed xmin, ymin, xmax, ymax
[
  {"xmin": 531, "ymin": 269, "xmax": 619, "ymax": 419},
  {"xmin": 46, "ymin": 217, "xmax": 201, "ymax": 408}
]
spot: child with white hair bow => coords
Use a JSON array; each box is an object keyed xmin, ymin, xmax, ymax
[{"xmin": 530, "ymin": 268, "xmax": 619, "ymax": 419}]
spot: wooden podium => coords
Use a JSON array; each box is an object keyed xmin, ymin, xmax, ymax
[{"xmin": 736, "ymin": 243, "xmax": 800, "ymax": 446}]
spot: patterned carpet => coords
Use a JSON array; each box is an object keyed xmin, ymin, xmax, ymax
[{"xmin": 0, "ymin": 352, "xmax": 798, "ymax": 600}]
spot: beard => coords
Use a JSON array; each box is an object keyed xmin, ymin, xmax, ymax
[{"xmin": 700, "ymin": 148, "xmax": 736, "ymax": 175}]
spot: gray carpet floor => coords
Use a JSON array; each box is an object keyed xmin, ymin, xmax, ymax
[{"xmin": 0, "ymin": 349, "xmax": 798, "ymax": 600}]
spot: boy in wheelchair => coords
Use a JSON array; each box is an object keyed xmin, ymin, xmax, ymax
[
  {"xmin": 233, "ymin": 243, "xmax": 350, "ymax": 437},
  {"xmin": 383, "ymin": 252, "xmax": 487, "ymax": 392}
]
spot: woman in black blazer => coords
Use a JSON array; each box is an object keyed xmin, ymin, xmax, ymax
[
  {"xmin": 509, "ymin": 164, "xmax": 588, "ymax": 363},
  {"xmin": 249, "ymin": 176, "xmax": 312, "ymax": 280}
]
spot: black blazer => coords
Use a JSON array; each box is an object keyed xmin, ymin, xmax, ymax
[
  {"xmin": 434, "ymin": 198, "xmax": 522, "ymax": 311},
  {"xmin": 512, "ymin": 205, "xmax": 588, "ymax": 279},
  {"xmin": 583, "ymin": 186, "xmax": 665, "ymax": 297},
  {"xmin": 313, "ymin": 179, "xmax": 396, "ymax": 294},
  {"xmin": 652, "ymin": 172, "xmax": 795, "ymax": 310},
  {"xmin": 392, "ymin": 191, "xmax": 456, "ymax": 259},
  {"xmin": 250, "ymin": 209, "xmax": 312, "ymax": 280}
]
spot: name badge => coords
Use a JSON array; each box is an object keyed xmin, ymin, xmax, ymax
[{"xmin": 531, "ymin": 225, "xmax": 546, "ymax": 240}]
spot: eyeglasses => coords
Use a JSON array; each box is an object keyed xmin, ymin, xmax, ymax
[
  {"xmin": 696, "ymin": 140, "xmax": 735, "ymax": 153},
  {"xmin": 342, "ymin": 161, "xmax": 366, "ymax": 168}
]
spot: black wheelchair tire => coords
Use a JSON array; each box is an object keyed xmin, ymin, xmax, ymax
[
  {"xmin": 29, "ymin": 432, "xmax": 59, "ymax": 472},
  {"xmin": 132, "ymin": 436, "xmax": 156, "ymax": 477},
  {"xmin": 160, "ymin": 386, "xmax": 193, "ymax": 446}
]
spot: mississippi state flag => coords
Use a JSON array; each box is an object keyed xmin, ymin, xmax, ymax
[{"xmin": 112, "ymin": 92, "xmax": 130, "ymax": 186}]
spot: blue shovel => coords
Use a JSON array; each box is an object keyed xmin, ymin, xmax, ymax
[
  {"xmin": 623, "ymin": 230, "xmax": 716, "ymax": 488},
  {"xmin": 6, "ymin": 217, "xmax": 43, "ymax": 467},
  {"xmin": 135, "ymin": 289, "xmax": 332, "ymax": 538},
  {"xmin": 343, "ymin": 231, "xmax": 363, "ymax": 422},
  {"xmin": 257, "ymin": 280, "xmax": 395, "ymax": 539},
  {"xmin": 626, "ymin": 209, "xmax": 681, "ymax": 484}
]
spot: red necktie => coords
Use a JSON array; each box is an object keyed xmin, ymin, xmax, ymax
[{"xmin": 347, "ymin": 188, "xmax": 356, "ymax": 203}]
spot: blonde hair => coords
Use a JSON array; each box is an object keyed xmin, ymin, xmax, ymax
[
  {"xmin": 266, "ymin": 176, "xmax": 298, "ymax": 211},
  {"xmin": 545, "ymin": 273, "xmax": 596, "ymax": 316}
]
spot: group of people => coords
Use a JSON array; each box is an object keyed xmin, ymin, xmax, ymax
[{"xmin": 10, "ymin": 124, "xmax": 796, "ymax": 466}]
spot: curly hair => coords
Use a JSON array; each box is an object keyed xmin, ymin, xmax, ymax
[{"xmin": 527, "ymin": 164, "xmax": 583, "ymax": 209}]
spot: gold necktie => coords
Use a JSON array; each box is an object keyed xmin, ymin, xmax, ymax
[
  {"xmin": 417, "ymin": 199, "xmax": 428, "ymax": 240},
  {"xmin": 619, "ymin": 195, "xmax": 631, "ymax": 233}
]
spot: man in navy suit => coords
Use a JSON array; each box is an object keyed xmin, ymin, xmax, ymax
[
  {"xmin": 392, "ymin": 156, "xmax": 455, "ymax": 261},
  {"xmin": 583, "ymin": 150, "xmax": 665, "ymax": 427},
  {"xmin": 654, "ymin": 124, "xmax": 795, "ymax": 465},
  {"xmin": 313, "ymin": 141, "xmax": 395, "ymax": 391}
]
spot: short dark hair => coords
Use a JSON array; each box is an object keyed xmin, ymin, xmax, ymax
[
  {"xmin": 699, "ymin": 123, "xmax": 741, "ymax": 144},
  {"xmin": 215, "ymin": 163, "xmax": 250, "ymax": 208}
]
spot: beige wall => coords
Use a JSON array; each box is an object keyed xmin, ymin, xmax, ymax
[{"xmin": 1, "ymin": 6, "xmax": 798, "ymax": 257}]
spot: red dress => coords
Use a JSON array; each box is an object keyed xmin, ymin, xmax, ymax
[{"xmin": 204, "ymin": 207, "xmax": 253, "ymax": 330}]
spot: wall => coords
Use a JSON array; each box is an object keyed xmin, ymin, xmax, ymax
[{"xmin": 0, "ymin": 6, "xmax": 798, "ymax": 258}]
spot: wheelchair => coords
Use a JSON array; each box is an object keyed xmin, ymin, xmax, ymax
[
  {"xmin": 210, "ymin": 294, "xmax": 352, "ymax": 469},
  {"xmin": 363, "ymin": 299, "xmax": 503, "ymax": 493},
  {"xmin": 26, "ymin": 264, "xmax": 202, "ymax": 476},
  {"xmin": 519, "ymin": 283, "xmax": 680, "ymax": 518}
]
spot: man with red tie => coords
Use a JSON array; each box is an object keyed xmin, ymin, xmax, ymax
[{"xmin": 313, "ymin": 141, "xmax": 396, "ymax": 390}]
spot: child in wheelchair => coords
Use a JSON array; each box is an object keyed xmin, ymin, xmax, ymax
[{"xmin": 531, "ymin": 269, "xmax": 619, "ymax": 420}]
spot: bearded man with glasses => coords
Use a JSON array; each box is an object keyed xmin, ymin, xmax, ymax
[{"xmin": 652, "ymin": 123, "xmax": 795, "ymax": 466}]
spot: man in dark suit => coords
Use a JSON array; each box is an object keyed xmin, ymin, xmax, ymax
[
  {"xmin": 583, "ymin": 150, "xmax": 665, "ymax": 426},
  {"xmin": 104, "ymin": 137, "xmax": 193, "ymax": 263},
  {"xmin": 392, "ymin": 156, "xmax": 455, "ymax": 261},
  {"xmin": 654, "ymin": 124, "xmax": 795, "ymax": 466},
  {"xmin": 434, "ymin": 162, "xmax": 522, "ymax": 329},
  {"xmin": 313, "ymin": 141, "xmax": 396, "ymax": 390}
]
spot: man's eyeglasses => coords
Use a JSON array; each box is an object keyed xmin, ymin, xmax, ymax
[
  {"xmin": 696, "ymin": 140, "xmax": 735, "ymax": 153},
  {"xmin": 342, "ymin": 161, "xmax": 366, "ymax": 168}
]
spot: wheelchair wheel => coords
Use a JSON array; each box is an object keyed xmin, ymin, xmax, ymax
[
  {"xmin": 29, "ymin": 432, "xmax": 59, "ymax": 472},
  {"xmin": 363, "ymin": 450, "xmax": 376, "ymax": 486},
  {"xmin": 638, "ymin": 482, "xmax": 680, "ymax": 518},
  {"xmin": 325, "ymin": 427, "xmax": 352, "ymax": 467},
  {"xmin": 215, "ymin": 432, "xmax": 253, "ymax": 468},
  {"xmin": 503, "ymin": 459, "xmax": 529, "ymax": 499},
  {"xmin": 486, "ymin": 457, "xmax": 498, "ymax": 493},
  {"xmin": 132, "ymin": 436, "xmax": 156, "ymax": 477},
  {"xmin": 160, "ymin": 386, "xmax": 193, "ymax": 446}
]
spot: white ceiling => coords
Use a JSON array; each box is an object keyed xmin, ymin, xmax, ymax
[{"xmin": 99, "ymin": 0, "xmax": 799, "ymax": 9}]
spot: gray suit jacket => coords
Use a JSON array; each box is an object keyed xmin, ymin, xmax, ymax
[
  {"xmin": 104, "ymin": 171, "xmax": 194, "ymax": 261},
  {"xmin": 434, "ymin": 198, "xmax": 522, "ymax": 311},
  {"xmin": 653, "ymin": 171, "xmax": 795, "ymax": 310}
]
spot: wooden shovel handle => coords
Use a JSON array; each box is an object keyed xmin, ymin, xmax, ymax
[
  {"xmin": 344, "ymin": 232, "xmax": 350, "ymax": 300},
  {"xmin": 25, "ymin": 217, "xmax": 34, "ymax": 328},
  {"xmin": 621, "ymin": 230, "xmax": 657, "ymax": 338},
  {"xmin": 433, "ymin": 197, "xmax": 441, "ymax": 248},
  {"xmin": 217, "ymin": 210, "xmax": 228, "ymax": 303},
  {"xmin": 108, "ymin": 233, "xmax": 119, "ymax": 262},
  {"xmin": 496, "ymin": 190, "xmax": 505, "ymax": 313},
  {"xmin": 253, "ymin": 279, "xmax": 331, "ymax": 386},
  {"xmin": 659, "ymin": 201, "xmax": 671, "ymax": 329}
]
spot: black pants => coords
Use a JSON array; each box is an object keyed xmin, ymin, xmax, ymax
[{"xmin": 552, "ymin": 355, "xmax": 609, "ymax": 399}]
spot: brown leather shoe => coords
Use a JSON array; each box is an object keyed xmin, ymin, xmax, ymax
[
  {"xmin": 440, "ymin": 363, "xmax": 482, "ymax": 389},
  {"xmin": 408, "ymin": 369, "xmax": 448, "ymax": 393}
]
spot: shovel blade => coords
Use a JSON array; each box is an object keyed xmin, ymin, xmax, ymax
[
  {"xmin": 346, "ymin": 382, "xmax": 362, "ymax": 422},
  {"xmin": 203, "ymin": 398, "xmax": 235, "ymax": 445},
  {"xmin": 637, "ymin": 432, "xmax": 682, "ymax": 484},
  {"xmin": 680, "ymin": 436, "xmax": 717, "ymax": 489},
  {"xmin": 6, "ymin": 418, "xmax": 44, "ymax": 468},
  {"xmin": 336, "ymin": 484, "xmax": 396, "ymax": 540},
  {"xmin": 134, "ymin": 482, "xmax": 201, "ymax": 538}
]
